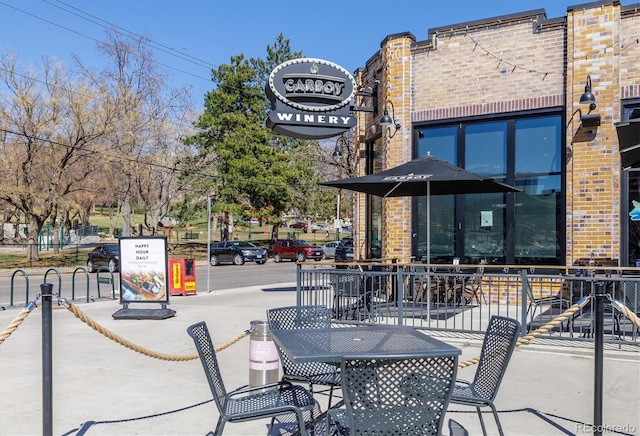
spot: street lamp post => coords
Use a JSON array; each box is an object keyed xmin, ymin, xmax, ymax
[{"xmin": 335, "ymin": 191, "xmax": 341, "ymax": 241}]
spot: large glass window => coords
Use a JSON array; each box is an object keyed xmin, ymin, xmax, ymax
[
  {"xmin": 516, "ymin": 117, "xmax": 562, "ymax": 174},
  {"xmin": 416, "ymin": 127, "xmax": 457, "ymax": 262},
  {"xmin": 415, "ymin": 114, "xmax": 563, "ymax": 265},
  {"xmin": 514, "ymin": 175, "xmax": 561, "ymax": 262},
  {"xmin": 621, "ymin": 100, "xmax": 640, "ymax": 266},
  {"xmin": 418, "ymin": 127, "xmax": 457, "ymax": 163},
  {"xmin": 366, "ymin": 138, "xmax": 384, "ymax": 259},
  {"xmin": 625, "ymin": 171, "xmax": 640, "ymax": 267},
  {"xmin": 465, "ymin": 122, "xmax": 506, "ymax": 176},
  {"xmin": 463, "ymin": 123, "xmax": 507, "ymax": 263},
  {"xmin": 514, "ymin": 117, "xmax": 562, "ymax": 264}
]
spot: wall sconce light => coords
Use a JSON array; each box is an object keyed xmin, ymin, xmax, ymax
[
  {"xmin": 579, "ymin": 75, "xmax": 596, "ymax": 110},
  {"xmin": 380, "ymin": 100, "xmax": 401, "ymax": 138},
  {"xmin": 332, "ymin": 136, "xmax": 345, "ymax": 157},
  {"xmin": 579, "ymin": 75, "xmax": 600, "ymax": 127}
]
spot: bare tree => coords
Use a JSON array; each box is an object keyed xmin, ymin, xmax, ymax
[
  {"xmin": 0, "ymin": 54, "xmax": 112, "ymax": 260},
  {"xmin": 75, "ymin": 30, "xmax": 196, "ymax": 237}
]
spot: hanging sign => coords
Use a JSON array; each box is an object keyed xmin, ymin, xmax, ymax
[{"xmin": 265, "ymin": 58, "xmax": 357, "ymax": 139}]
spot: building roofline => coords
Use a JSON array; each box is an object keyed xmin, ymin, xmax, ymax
[
  {"xmin": 621, "ymin": 2, "xmax": 640, "ymax": 13},
  {"xmin": 379, "ymin": 31, "xmax": 416, "ymax": 48},
  {"xmin": 356, "ymin": 1, "xmax": 638, "ymax": 77},
  {"xmin": 566, "ymin": 0, "xmax": 619, "ymax": 12},
  {"xmin": 427, "ymin": 8, "xmax": 548, "ymax": 38}
]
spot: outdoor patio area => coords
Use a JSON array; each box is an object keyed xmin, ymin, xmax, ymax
[{"xmin": 1, "ymin": 274, "xmax": 638, "ymax": 435}]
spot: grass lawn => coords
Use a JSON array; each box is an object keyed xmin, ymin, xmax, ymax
[{"xmin": 0, "ymin": 211, "xmax": 345, "ymax": 270}]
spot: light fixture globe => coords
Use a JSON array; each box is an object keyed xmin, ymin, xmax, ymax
[
  {"xmin": 579, "ymin": 75, "xmax": 596, "ymax": 109},
  {"xmin": 380, "ymin": 108, "xmax": 393, "ymax": 126},
  {"xmin": 579, "ymin": 90, "xmax": 596, "ymax": 105},
  {"xmin": 332, "ymin": 144, "xmax": 342, "ymax": 157},
  {"xmin": 332, "ymin": 136, "xmax": 345, "ymax": 157},
  {"xmin": 379, "ymin": 100, "xmax": 401, "ymax": 137}
]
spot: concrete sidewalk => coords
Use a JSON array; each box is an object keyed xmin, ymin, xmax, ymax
[{"xmin": 1, "ymin": 282, "xmax": 638, "ymax": 436}]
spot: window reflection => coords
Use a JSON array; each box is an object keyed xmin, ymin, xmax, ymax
[
  {"xmin": 417, "ymin": 126, "xmax": 456, "ymax": 163},
  {"xmin": 514, "ymin": 175, "xmax": 560, "ymax": 263},
  {"xmin": 465, "ymin": 123, "xmax": 506, "ymax": 177},
  {"xmin": 367, "ymin": 138, "xmax": 384, "ymax": 259},
  {"xmin": 516, "ymin": 117, "xmax": 561, "ymax": 174},
  {"xmin": 464, "ymin": 192, "xmax": 505, "ymax": 264}
]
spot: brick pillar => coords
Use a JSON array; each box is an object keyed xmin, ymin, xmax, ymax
[
  {"xmin": 380, "ymin": 33, "xmax": 415, "ymax": 262},
  {"xmin": 565, "ymin": 3, "xmax": 622, "ymax": 266}
]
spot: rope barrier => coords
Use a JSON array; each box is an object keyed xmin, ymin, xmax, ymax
[
  {"xmin": 5, "ymin": 294, "xmax": 638, "ymax": 367},
  {"xmin": 515, "ymin": 304, "xmax": 584, "ymax": 347},
  {"xmin": 458, "ymin": 298, "xmax": 639, "ymax": 369},
  {"xmin": 457, "ymin": 303, "xmax": 584, "ymax": 369},
  {"xmin": 0, "ymin": 301, "xmax": 37, "ymax": 346},
  {"xmin": 611, "ymin": 301, "xmax": 640, "ymax": 329},
  {"xmin": 61, "ymin": 300, "xmax": 249, "ymax": 361}
]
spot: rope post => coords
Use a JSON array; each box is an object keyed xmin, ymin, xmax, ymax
[
  {"xmin": 396, "ymin": 262, "xmax": 404, "ymax": 325},
  {"xmin": 41, "ymin": 283, "xmax": 54, "ymax": 436},
  {"xmin": 593, "ymin": 282, "xmax": 605, "ymax": 436},
  {"xmin": 520, "ymin": 270, "xmax": 529, "ymax": 337}
]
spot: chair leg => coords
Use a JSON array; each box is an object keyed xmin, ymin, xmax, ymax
[
  {"xmin": 476, "ymin": 406, "xmax": 488, "ymax": 436},
  {"xmin": 296, "ymin": 410, "xmax": 308, "ymax": 436},
  {"xmin": 214, "ymin": 416, "xmax": 225, "ymax": 436},
  {"xmin": 526, "ymin": 306, "xmax": 538, "ymax": 332},
  {"xmin": 269, "ymin": 416, "xmax": 277, "ymax": 435},
  {"xmin": 327, "ymin": 385, "xmax": 334, "ymax": 409},
  {"xmin": 489, "ymin": 402, "xmax": 505, "ymax": 436}
]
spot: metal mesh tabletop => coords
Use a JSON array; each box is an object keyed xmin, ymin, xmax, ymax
[{"xmin": 271, "ymin": 325, "xmax": 461, "ymax": 363}]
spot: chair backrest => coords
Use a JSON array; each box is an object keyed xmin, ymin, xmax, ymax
[
  {"xmin": 267, "ymin": 305, "xmax": 331, "ymax": 331},
  {"xmin": 340, "ymin": 355, "xmax": 457, "ymax": 435},
  {"xmin": 620, "ymin": 279, "xmax": 640, "ymax": 313},
  {"xmin": 267, "ymin": 305, "xmax": 332, "ymax": 374},
  {"xmin": 186, "ymin": 321, "xmax": 227, "ymax": 415},
  {"xmin": 472, "ymin": 316, "xmax": 520, "ymax": 401}
]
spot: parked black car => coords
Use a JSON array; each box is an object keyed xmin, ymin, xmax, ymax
[
  {"xmin": 87, "ymin": 243, "xmax": 120, "ymax": 273},
  {"xmin": 335, "ymin": 237, "xmax": 354, "ymax": 262},
  {"xmin": 209, "ymin": 241, "xmax": 268, "ymax": 266}
]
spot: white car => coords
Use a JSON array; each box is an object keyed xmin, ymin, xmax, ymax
[
  {"xmin": 321, "ymin": 241, "xmax": 340, "ymax": 259},
  {"xmin": 311, "ymin": 223, "xmax": 329, "ymax": 233}
]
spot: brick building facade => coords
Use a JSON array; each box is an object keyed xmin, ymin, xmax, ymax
[{"xmin": 350, "ymin": 1, "xmax": 640, "ymax": 267}]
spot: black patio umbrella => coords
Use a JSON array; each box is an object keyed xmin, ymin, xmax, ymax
[
  {"xmin": 321, "ymin": 154, "xmax": 519, "ymax": 197},
  {"xmin": 320, "ymin": 154, "xmax": 521, "ymax": 263}
]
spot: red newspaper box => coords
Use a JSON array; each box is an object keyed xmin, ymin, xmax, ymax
[{"xmin": 168, "ymin": 258, "xmax": 197, "ymax": 296}]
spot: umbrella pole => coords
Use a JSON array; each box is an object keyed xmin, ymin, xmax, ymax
[
  {"xmin": 427, "ymin": 181, "xmax": 431, "ymax": 265},
  {"xmin": 427, "ymin": 181, "xmax": 431, "ymax": 321}
]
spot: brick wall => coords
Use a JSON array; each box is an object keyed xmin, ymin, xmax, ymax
[
  {"xmin": 566, "ymin": 3, "xmax": 623, "ymax": 265},
  {"xmin": 354, "ymin": 3, "xmax": 638, "ymax": 266},
  {"xmin": 412, "ymin": 17, "xmax": 566, "ymax": 120}
]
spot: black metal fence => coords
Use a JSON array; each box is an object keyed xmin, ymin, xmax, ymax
[{"xmin": 296, "ymin": 263, "xmax": 640, "ymax": 345}]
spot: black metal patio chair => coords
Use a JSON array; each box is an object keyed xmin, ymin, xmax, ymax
[
  {"xmin": 330, "ymin": 354, "xmax": 458, "ymax": 435},
  {"xmin": 267, "ymin": 305, "xmax": 341, "ymax": 410},
  {"xmin": 187, "ymin": 321, "xmax": 316, "ymax": 436},
  {"xmin": 525, "ymin": 274, "xmax": 572, "ymax": 332},
  {"xmin": 448, "ymin": 315, "xmax": 520, "ymax": 436}
]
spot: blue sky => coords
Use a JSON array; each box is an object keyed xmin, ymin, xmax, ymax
[{"xmin": 0, "ymin": 0, "xmax": 589, "ymax": 111}]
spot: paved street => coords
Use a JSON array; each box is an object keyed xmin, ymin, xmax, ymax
[{"xmin": 0, "ymin": 260, "xmax": 299, "ymax": 308}]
